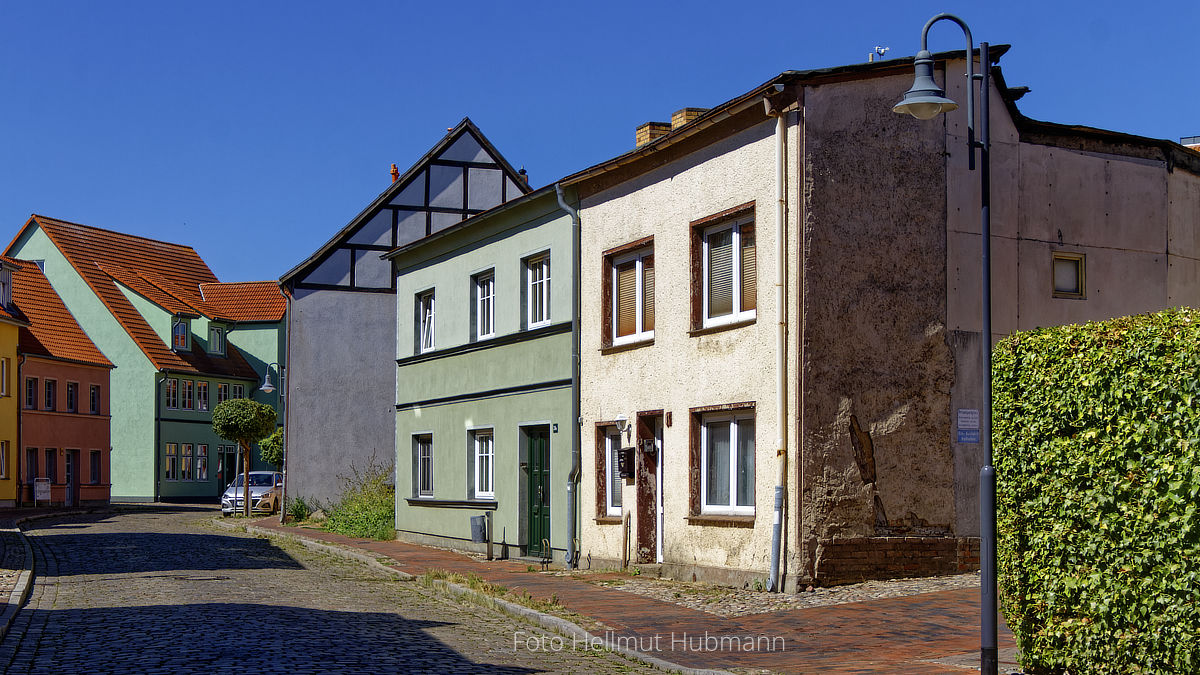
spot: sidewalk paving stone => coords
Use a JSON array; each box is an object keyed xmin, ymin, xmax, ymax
[{"xmin": 248, "ymin": 517, "xmax": 1020, "ymax": 674}]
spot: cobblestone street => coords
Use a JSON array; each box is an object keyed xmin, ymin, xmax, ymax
[{"xmin": 0, "ymin": 507, "xmax": 659, "ymax": 674}]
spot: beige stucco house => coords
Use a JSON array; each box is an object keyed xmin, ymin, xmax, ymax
[{"xmin": 563, "ymin": 46, "xmax": 1200, "ymax": 591}]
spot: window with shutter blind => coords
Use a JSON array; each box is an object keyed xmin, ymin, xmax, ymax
[
  {"xmin": 702, "ymin": 217, "xmax": 757, "ymax": 327},
  {"xmin": 611, "ymin": 247, "xmax": 655, "ymax": 345}
]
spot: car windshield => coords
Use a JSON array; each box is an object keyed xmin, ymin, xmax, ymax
[{"xmin": 232, "ymin": 474, "xmax": 276, "ymax": 487}]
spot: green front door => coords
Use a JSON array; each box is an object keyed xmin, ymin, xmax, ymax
[{"xmin": 527, "ymin": 428, "xmax": 551, "ymax": 557}]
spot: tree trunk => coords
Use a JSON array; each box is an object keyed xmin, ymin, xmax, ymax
[{"xmin": 242, "ymin": 441, "xmax": 251, "ymax": 518}]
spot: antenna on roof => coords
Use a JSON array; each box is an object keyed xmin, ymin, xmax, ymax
[{"xmin": 868, "ymin": 45, "xmax": 890, "ymax": 62}]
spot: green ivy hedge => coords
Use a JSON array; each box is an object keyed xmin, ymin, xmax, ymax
[{"xmin": 993, "ymin": 308, "xmax": 1200, "ymax": 674}]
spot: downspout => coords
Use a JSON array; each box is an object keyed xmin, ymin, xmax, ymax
[
  {"xmin": 556, "ymin": 182, "xmax": 582, "ymax": 569},
  {"xmin": 279, "ymin": 290, "xmax": 292, "ymax": 524},
  {"xmin": 17, "ymin": 354, "xmax": 25, "ymax": 506},
  {"xmin": 766, "ymin": 94, "xmax": 790, "ymax": 592},
  {"xmin": 154, "ymin": 371, "xmax": 166, "ymax": 502}
]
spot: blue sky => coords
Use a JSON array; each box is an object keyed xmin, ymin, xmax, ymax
[{"xmin": 1, "ymin": 1, "xmax": 1196, "ymax": 282}]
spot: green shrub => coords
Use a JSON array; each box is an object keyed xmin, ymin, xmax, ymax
[
  {"xmin": 993, "ymin": 308, "xmax": 1200, "ymax": 674},
  {"xmin": 324, "ymin": 458, "xmax": 395, "ymax": 540},
  {"xmin": 285, "ymin": 495, "xmax": 314, "ymax": 523}
]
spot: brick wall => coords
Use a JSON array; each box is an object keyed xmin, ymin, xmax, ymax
[{"xmin": 814, "ymin": 536, "xmax": 980, "ymax": 585}]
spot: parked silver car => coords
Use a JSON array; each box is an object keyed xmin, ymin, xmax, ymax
[{"xmin": 221, "ymin": 471, "xmax": 283, "ymax": 516}]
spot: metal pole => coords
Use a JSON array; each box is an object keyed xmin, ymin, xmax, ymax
[{"xmin": 978, "ymin": 41, "xmax": 998, "ymax": 675}]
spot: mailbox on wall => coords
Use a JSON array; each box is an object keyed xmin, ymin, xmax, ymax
[{"xmin": 617, "ymin": 448, "xmax": 635, "ymax": 479}]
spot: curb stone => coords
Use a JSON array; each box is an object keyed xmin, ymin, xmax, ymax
[
  {"xmin": 0, "ymin": 509, "xmax": 97, "ymax": 642},
  {"xmin": 217, "ymin": 519, "xmax": 731, "ymax": 675}
]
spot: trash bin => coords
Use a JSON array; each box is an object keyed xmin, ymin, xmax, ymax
[{"xmin": 469, "ymin": 515, "xmax": 487, "ymax": 543}]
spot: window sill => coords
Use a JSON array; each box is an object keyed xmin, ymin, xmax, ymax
[
  {"xmin": 686, "ymin": 514, "xmax": 755, "ymax": 527},
  {"xmin": 405, "ymin": 498, "xmax": 498, "ymax": 510},
  {"xmin": 688, "ymin": 317, "xmax": 757, "ymax": 338},
  {"xmin": 594, "ymin": 516, "xmax": 623, "ymax": 525},
  {"xmin": 600, "ymin": 339, "xmax": 654, "ymax": 355}
]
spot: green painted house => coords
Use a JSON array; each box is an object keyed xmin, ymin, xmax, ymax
[
  {"xmin": 386, "ymin": 187, "xmax": 578, "ymax": 563},
  {"xmin": 5, "ymin": 215, "xmax": 286, "ymax": 501}
]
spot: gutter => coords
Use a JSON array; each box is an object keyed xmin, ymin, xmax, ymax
[
  {"xmin": 555, "ymin": 183, "xmax": 582, "ymax": 569},
  {"xmin": 765, "ymin": 91, "xmax": 790, "ymax": 592}
]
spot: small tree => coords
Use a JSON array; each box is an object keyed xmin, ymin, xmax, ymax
[
  {"xmin": 212, "ymin": 399, "xmax": 277, "ymax": 517},
  {"xmin": 259, "ymin": 428, "xmax": 284, "ymax": 470}
]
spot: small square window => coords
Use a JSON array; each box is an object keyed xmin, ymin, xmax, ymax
[{"xmin": 1052, "ymin": 252, "xmax": 1085, "ymax": 299}]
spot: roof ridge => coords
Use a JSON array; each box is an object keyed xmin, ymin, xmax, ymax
[{"xmin": 33, "ymin": 214, "xmax": 204, "ymax": 254}]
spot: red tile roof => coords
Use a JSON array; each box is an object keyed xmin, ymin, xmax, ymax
[
  {"xmin": 7, "ymin": 215, "xmax": 259, "ymax": 379},
  {"xmin": 200, "ymin": 281, "xmax": 286, "ymax": 322},
  {"xmin": 3, "ymin": 257, "xmax": 112, "ymax": 368}
]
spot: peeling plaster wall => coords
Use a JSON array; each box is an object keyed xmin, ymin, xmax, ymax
[{"xmin": 799, "ymin": 72, "xmax": 955, "ymax": 577}]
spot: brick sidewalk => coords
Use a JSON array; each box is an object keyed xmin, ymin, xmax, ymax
[{"xmin": 250, "ymin": 518, "xmax": 1019, "ymax": 674}]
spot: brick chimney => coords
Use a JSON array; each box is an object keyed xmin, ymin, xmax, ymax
[
  {"xmin": 671, "ymin": 107, "xmax": 709, "ymax": 129},
  {"xmin": 636, "ymin": 122, "xmax": 672, "ymax": 148},
  {"xmin": 390, "ymin": 163, "xmax": 400, "ymax": 183}
]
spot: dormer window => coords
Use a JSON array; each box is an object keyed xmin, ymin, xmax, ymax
[
  {"xmin": 209, "ymin": 326, "xmax": 226, "ymax": 356},
  {"xmin": 172, "ymin": 319, "xmax": 190, "ymax": 351}
]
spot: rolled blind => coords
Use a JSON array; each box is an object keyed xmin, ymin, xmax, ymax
[
  {"xmin": 643, "ymin": 254, "xmax": 655, "ymax": 331},
  {"xmin": 616, "ymin": 261, "xmax": 636, "ymax": 337},
  {"xmin": 740, "ymin": 225, "xmax": 756, "ymax": 312},
  {"xmin": 707, "ymin": 229, "xmax": 734, "ymax": 317}
]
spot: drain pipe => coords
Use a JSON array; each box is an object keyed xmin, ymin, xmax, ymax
[
  {"xmin": 556, "ymin": 182, "xmax": 582, "ymax": 569},
  {"xmin": 766, "ymin": 93, "xmax": 790, "ymax": 592}
]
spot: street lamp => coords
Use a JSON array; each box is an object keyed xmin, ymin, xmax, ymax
[
  {"xmin": 894, "ymin": 13, "xmax": 997, "ymax": 675},
  {"xmin": 258, "ymin": 362, "xmax": 287, "ymax": 523}
]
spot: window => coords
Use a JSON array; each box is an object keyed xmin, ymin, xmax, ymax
[
  {"xmin": 217, "ymin": 383, "xmax": 230, "ymax": 404},
  {"xmin": 44, "ymin": 379, "xmax": 56, "ymax": 411},
  {"xmin": 90, "ymin": 451, "xmax": 101, "ymax": 484},
  {"xmin": 209, "ymin": 326, "xmax": 225, "ymax": 356},
  {"xmin": 700, "ymin": 218, "xmax": 756, "ymax": 327},
  {"xmin": 165, "ymin": 443, "xmax": 178, "ymax": 481},
  {"xmin": 196, "ymin": 445, "xmax": 209, "ymax": 481},
  {"xmin": 0, "ymin": 441, "xmax": 7, "ymax": 479},
  {"xmin": 695, "ymin": 410, "xmax": 755, "ymax": 516},
  {"xmin": 1052, "ymin": 252, "xmax": 1085, "ymax": 299},
  {"xmin": 232, "ymin": 384, "xmax": 245, "ymax": 399},
  {"xmin": 182, "ymin": 380, "xmax": 194, "ymax": 410},
  {"xmin": 24, "ymin": 378, "xmax": 36, "ymax": 409},
  {"xmin": 414, "ymin": 434, "xmax": 433, "ymax": 498},
  {"xmin": 525, "ymin": 253, "xmax": 551, "ymax": 328},
  {"xmin": 0, "ymin": 357, "xmax": 8, "ymax": 396},
  {"xmin": 181, "ymin": 444, "xmax": 193, "ymax": 481},
  {"xmin": 473, "ymin": 271, "xmax": 495, "ymax": 341},
  {"xmin": 473, "ymin": 430, "xmax": 494, "ymax": 499},
  {"xmin": 45, "ymin": 449, "xmax": 56, "ymax": 482},
  {"xmin": 165, "ymin": 378, "xmax": 179, "ymax": 409},
  {"xmin": 605, "ymin": 429, "xmax": 623, "ymax": 517},
  {"xmin": 26, "ymin": 448, "xmax": 36, "ymax": 482},
  {"xmin": 196, "ymin": 382, "xmax": 209, "ymax": 411},
  {"xmin": 172, "ymin": 320, "xmax": 189, "ymax": 350},
  {"xmin": 416, "ymin": 290, "xmax": 436, "ymax": 353},
  {"xmin": 90, "ymin": 385, "xmax": 101, "ymax": 415},
  {"xmin": 608, "ymin": 246, "xmax": 655, "ymax": 345},
  {"xmin": 66, "ymin": 382, "xmax": 78, "ymax": 413}
]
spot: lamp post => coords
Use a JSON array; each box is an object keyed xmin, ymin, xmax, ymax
[
  {"xmin": 893, "ymin": 14, "xmax": 997, "ymax": 675},
  {"xmin": 258, "ymin": 362, "xmax": 286, "ymax": 523}
]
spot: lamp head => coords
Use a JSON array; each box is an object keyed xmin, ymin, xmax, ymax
[
  {"xmin": 259, "ymin": 371, "xmax": 276, "ymax": 394},
  {"xmin": 893, "ymin": 49, "xmax": 958, "ymax": 120}
]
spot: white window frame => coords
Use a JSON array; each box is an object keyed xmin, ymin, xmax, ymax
[
  {"xmin": 417, "ymin": 290, "xmax": 436, "ymax": 353},
  {"xmin": 196, "ymin": 444, "xmax": 208, "ymax": 481},
  {"xmin": 473, "ymin": 429, "xmax": 495, "ymax": 499},
  {"xmin": 699, "ymin": 411, "xmax": 755, "ymax": 516},
  {"xmin": 232, "ymin": 384, "xmax": 245, "ymax": 399},
  {"xmin": 1, "ymin": 357, "xmax": 9, "ymax": 397},
  {"xmin": 181, "ymin": 443, "xmax": 193, "ymax": 481},
  {"xmin": 196, "ymin": 382, "xmax": 209, "ymax": 411},
  {"xmin": 171, "ymin": 319, "xmax": 190, "ymax": 351},
  {"xmin": 209, "ymin": 326, "xmax": 226, "ymax": 356},
  {"xmin": 605, "ymin": 429, "xmax": 623, "ymax": 517},
  {"xmin": 701, "ymin": 217, "xmax": 756, "ymax": 328},
  {"xmin": 415, "ymin": 434, "xmax": 434, "ymax": 498},
  {"xmin": 526, "ymin": 253, "xmax": 551, "ymax": 329},
  {"xmin": 181, "ymin": 380, "xmax": 194, "ymax": 410},
  {"xmin": 475, "ymin": 272, "xmax": 495, "ymax": 341},
  {"xmin": 217, "ymin": 383, "xmax": 229, "ymax": 404},
  {"xmin": 611, "ymin": 249, "xmax": 654, "ymax": 345},
  {"xmin": 165, "ymin": 443, "xmax": 178, "ymax": 481}
]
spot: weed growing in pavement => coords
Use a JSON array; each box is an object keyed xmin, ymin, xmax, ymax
[
  {"xmin": 324, "ymin": 456, "xmax": 395, "ymax": 540},
  {"xmin": 420, "ymin": 568, "xmax": 569, "ymax": 615},
  {"xmin": 284, "ymin": 495, "xmax": 314, "ymax": 523}
]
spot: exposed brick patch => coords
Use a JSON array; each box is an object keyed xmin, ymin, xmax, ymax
[{"xmin": 814, "ymin": 536, "xmax": 981, "ymax": 585}]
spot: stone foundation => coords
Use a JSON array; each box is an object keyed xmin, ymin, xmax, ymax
[{"xmin": 813, "ymin": 536, "xmax": 980, "ymax": 585}]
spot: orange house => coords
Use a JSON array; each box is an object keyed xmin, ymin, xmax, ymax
[{"xmin": 7, "ymin": 257, "xmax": 113, "ymax": 506}]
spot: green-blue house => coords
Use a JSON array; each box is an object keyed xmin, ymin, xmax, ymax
[{"xmin": 5, "ymin": 215, "xmax": 285, "ymax": 501}]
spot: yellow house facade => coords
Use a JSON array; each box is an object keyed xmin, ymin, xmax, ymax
[{"xmin": 0, "ymin": 259, "xmax": 27, "ymax": 505}]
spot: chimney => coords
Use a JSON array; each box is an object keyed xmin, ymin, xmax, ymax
[
  {"xmin": 1183, "ymin": 136, "xmax": 1200, "ymax": 151},
  {"xmin": 636, "ymin": 121, "xmax": 672, "ymax": 147},
  {"xmin": 390, "ymin": 163, "xmax": 400, "ymax": 183},
  {"xmin": 671, "ymin": 107, "xmax": 709, "ymax": 130}
]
